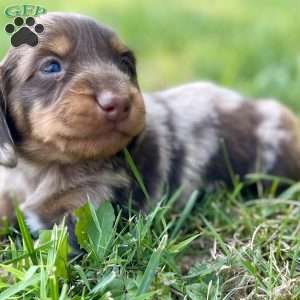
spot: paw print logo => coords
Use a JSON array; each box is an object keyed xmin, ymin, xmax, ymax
[{"xmin": 5, "ymin": 16, "xmax": 44, "ymax": 47}]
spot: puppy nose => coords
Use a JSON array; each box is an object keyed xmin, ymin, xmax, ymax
[{"xmin": 97, "ymin": 91, "xmax": 130, "ymax": 121}]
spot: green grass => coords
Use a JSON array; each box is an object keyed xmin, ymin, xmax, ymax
[
  {"xmin": 2, "ymin": 179, "xmax": 300, "ymax": 299},
  {"xmin": 1, "ymin": 0, "xmax": 300, "ymax": 299}
]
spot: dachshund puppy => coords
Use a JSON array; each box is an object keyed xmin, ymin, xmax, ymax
[{"xmin": 0, "ymin": 13, "xmax": 300, "ymax": 232}]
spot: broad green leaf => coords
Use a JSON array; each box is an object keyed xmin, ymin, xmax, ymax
[
  {"xmin": 74, "ymin": 203, "xmax": 91, "ymax": 250},
  {"xmin": 87, "ymin": 201, "xmax": 115, "ymax": 260},
  {"xmin": 75, "ymin": 201, "xmax": 115, "ymax": 261}
]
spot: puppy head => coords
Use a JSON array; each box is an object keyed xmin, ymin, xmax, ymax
[{"xmin": 0, "ymin": 13, "xmax": 145, "ymax": 164}]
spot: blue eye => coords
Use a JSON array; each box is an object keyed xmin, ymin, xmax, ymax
[{"xmin": 41, "ymin": 59, "xmax": 62, "ymax": 74}]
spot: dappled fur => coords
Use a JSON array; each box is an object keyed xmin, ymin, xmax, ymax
[{"xmin": 0, "ymin": 13, "xmax": 300, "ymax": 231}]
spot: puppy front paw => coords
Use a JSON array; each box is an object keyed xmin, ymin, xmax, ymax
[
  {"xmin": 22, "ymin": 208, "xmax": 81, "ymax": 253},
  {"xmin": 21, "ymin": 208, "xmax": 46, "ymax": 233}
]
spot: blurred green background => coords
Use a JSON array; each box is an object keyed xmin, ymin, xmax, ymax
[{"xmin": 1, "ymin": 0, "xmax": 300, "ymax": 112}]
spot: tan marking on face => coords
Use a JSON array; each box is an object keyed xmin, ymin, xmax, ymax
[
  {"xmin": 68, "ymin": 80, "xmax": 94, "ymax": 95},
  {"xmin": 27, "ymin": 82, "xmax": 145, "ymax": 162},
  {"xmin": 47, "ymin": 35, "xmax": 72, "ymax": 57}
]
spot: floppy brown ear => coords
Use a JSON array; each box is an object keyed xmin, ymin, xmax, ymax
[{"xmin": 0, "ymin": 70, "xmax": 17, "ymax": 168}]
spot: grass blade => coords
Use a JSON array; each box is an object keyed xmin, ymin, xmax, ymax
[
  {"xmin": 0, "ymin": 267, "xmax": 39, "ymax": 300},
  {"xmin": 90, "ymin": 271, "xmax": 116, "ymax": 294},
  {"xmin": 124, "ymin": 148, "xmax": 150, "ymax": 200},
  {"xmin": 201, "ymin": 216, "xmax": 230, "ymax": 256},
  {"xmin": 136, "ymin": 234, "xmax": 168, "ymax": 295},
  {"xmin": 171, "ymin": 190, "xmax": 199, "ymax": 239},
  {"xmin": 15, "ymin": 207, "xmax": 38, "ymax": 265},
  {"xmin": 59, "ymin": 283, "xmax": 69, "ymax": 300}
]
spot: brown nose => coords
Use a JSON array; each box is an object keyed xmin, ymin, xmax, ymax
[{"xmin": 97, "ymin": 91, "xmax": 130, "ymax": 121}]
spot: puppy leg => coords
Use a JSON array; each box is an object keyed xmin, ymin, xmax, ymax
[
  {"xmin": 20, "ymin": 189, "xmax": 101, "ymax": 251},
  {"xmin": 0, "ymin": 166, "xmax": 28, "ymax": 225},
  {"xmin": 20, "ymin": 188, "xmax": 100, "ymax": 232}
]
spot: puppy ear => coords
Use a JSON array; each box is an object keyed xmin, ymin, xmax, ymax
[{"xmin": 0, "ymin": 71, "xmax": 17, "ymax": 168}]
